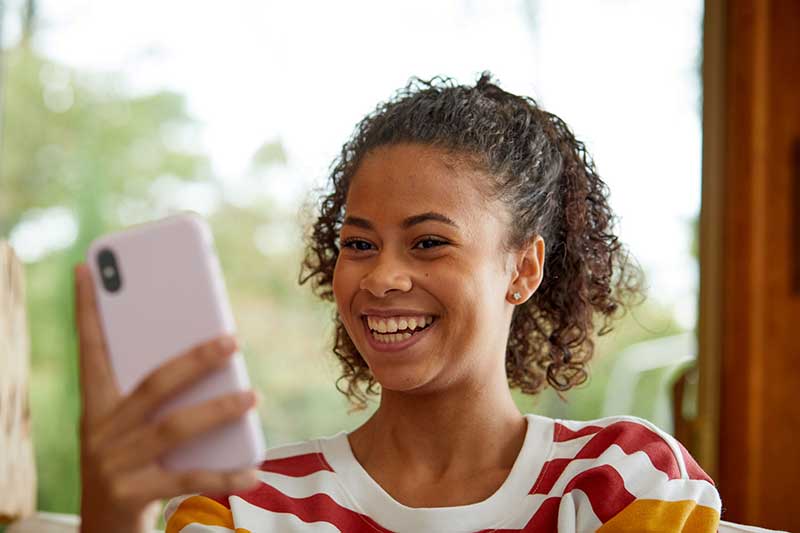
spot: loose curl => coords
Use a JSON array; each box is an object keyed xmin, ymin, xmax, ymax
[{"xmin": 300, "ymin": 72, "xmax": 645, "ymax": 410}]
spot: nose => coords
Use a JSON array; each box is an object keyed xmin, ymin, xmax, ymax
[{"xmin": 359, "ymin": 254, "xmax": 412, "ymax": 297}]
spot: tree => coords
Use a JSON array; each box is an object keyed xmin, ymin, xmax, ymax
[{"xmin": 1, "ymin": 43, "xmax": 213, "ymax": 511}]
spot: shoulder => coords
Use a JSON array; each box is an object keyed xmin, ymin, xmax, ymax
[
  {"xmin": 550, "ymin": 414, "xmax": 714, "ymax": 484},
  {"xmin": 533, "ymin": 414, "xmax": 721, "ymax": 529},
  {"xmin": 256, "ymin": 434, "xmax": 336, "ymax": 476}
]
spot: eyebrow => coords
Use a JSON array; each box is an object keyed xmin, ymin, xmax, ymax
[{"xmin": 342, "ymin": 211, "xmax": 459, "ymax": 231}]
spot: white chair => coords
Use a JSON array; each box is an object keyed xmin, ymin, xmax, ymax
[
  {"xmin": 719, "ymin": 520, "xmax": 789, "ymax": 533},
  {"xmin": 602, "ymin": 332, "xmax": 697, "ymax": 432}
]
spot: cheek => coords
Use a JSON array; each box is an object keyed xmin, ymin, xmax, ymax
[
  {"xmin": 332, "ymin": 262, "xmax": 350, "ymax": 308},
  {"xmin": 332, "ymin": 260, "xmax": 365, "ymax": 328},
  {"xmin": 432, "ymin": 267, "xmax": 490, "ymax": 323},
  {"xmin": 443, "ymin": 263, "xmax": 507, "ymax": 334}
]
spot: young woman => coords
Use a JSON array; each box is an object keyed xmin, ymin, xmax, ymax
[{"xmin": 75, "ymin": 74, "xmax": 721, "ymax": 532}]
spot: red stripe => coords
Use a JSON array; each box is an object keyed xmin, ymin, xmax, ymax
[
  {"xmin": 482, "ymin": 496, "xmax": 561, "ymax": 532},
  {"xmin": 201, "ymin": 453, "xmax": 334, "ymax": 509},
  {"xmin": 202, "ymin": 464, "xmax": 635, "ymax": 532},
  {"xmin": 550, "ymin": 421, "xmax": 682, "ymax": 483},
  {"xmin": 561, "ymin": 464, "xmax": 636, "ymax": 522},
  {"xmin": 531, "ymin": 421, "xmax": 682, "ymax": 495},
  {"xmin": 530, "ymin": 457, "xmax": 571, "ymax": 495},
  {"xmin": 676, "ymin": 440, "xmax": 714, "ymax": 484},
  {"xmin": 513, "ymin": 465, "xmax": 637, "ymax": 530},
  {"xmin": 233, "ymin": 482, "xmax": 394, "ymax": 533},
  {"xmin": 574, "ymin": 421, "xmax": 682, "ymax": 479},
  {"xmin": 198, "ymin": 492, "xmax": 231, "ymax": 509},
  {"xmin": 553, "ymin": 422, "xmax": 604, "ymax": 442},
  {"xmin": 258, "ymin": 452, "xmax": 334, "ymax": 477},
  {"xmin": 496, "ymin": 466, "xmax": 635, "ymax": 531}
]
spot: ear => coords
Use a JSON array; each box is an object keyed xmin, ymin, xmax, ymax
[{"xmin": 507, "ymin": 235, "xmax": 545, "ymax": 304}]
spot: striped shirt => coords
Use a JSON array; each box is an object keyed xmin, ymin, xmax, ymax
[{"xmin": 164, "ymin": 414, "xmax": 721, "ymax": 532}]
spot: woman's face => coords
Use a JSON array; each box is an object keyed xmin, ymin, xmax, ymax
[{"xmin": 332, "ymin": 143, "xmax": 521, "ymax": 394}]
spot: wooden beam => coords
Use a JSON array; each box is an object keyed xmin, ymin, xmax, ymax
[
  {"xmin": 0, "ymin": 241, "xmax": 36, "ymax": 522},
  {"xmin": 701, "ymin": 0, "xmax": 800, "ymax": 529},
  {"xmin": 697, "ymin": 0, "xmax": 726, "ymax": 483}
]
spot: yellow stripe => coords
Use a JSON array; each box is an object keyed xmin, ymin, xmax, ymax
[
  {"xmin": 165, "ymin": 495, "xmax": 252, "ymax": 533},
  {"xmin": 597, "ymin": 499, "xmax": 720, "ymax": 532}
]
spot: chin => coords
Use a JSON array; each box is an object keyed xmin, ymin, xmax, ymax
[
  {"xmin": 369, "ymin": 365, "xmax": 451, "ymax": 397},
  {"xmin": 365, "ymin": 365, "xmax": 418, "ymax": 391}
]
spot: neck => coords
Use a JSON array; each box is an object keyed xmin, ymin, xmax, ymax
[{"xmin": 348, "ymin": 367, "xmax": 526, "ymax": 483}]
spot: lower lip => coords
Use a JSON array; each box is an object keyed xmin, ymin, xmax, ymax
[{"xmin": 362, "ymin": 318, "xmax": 437, "ymax": 353}]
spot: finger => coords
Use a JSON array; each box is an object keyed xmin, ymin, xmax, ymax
[
  {"xmin": 103, "ymin": 467, "xmax": 261, "ymax": 511},
  {"xmin": 106, "ymin": 389, "xmax": 257, "ymax": 473},
  {"xmin": 148, "ymin": 468, "xmax": 261, "ymax": 503},
  {"xmin": 74, "ymin": 262, "xmax": 120, "ymax": 424},
  {"xmin": 96, "ymin": 335, "xmax": 239, "ymax": 443}
]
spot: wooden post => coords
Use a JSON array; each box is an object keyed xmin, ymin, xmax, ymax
[
  {"xmin": 700, "ymin": 0, "xmax": 800, "ymax": 529},
  {"xmin": 0, "ymin": 241, "xmax": 36, "ymax": 522}
]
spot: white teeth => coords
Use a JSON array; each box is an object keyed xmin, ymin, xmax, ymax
[
  {"xmin": 371, "ymin": 331, "xmax": 416, "ymax": 344},
  {"xmin": 366, "ymin": 314, "xmax": 436, "ymax": 335}
]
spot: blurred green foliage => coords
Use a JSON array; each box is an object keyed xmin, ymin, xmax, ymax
[
  {"xmin": 1, "ymin": 44, "xmax": 687, "ymax": 517},
  {"xmin": 1, "ymin": 43, "xmax": 218, "ymax": 512}
]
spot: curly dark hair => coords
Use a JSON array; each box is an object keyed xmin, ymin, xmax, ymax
[{"xmin": 299, "ymin": 72, "xmax": 645, "ymax": 410}]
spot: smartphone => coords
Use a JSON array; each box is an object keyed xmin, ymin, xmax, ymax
[{"xmin": 86, "ymin": 211, "xmax": 266, "ymax": 472}]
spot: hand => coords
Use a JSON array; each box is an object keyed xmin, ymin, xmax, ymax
[{"xmin": 74, "ymin": 262, "xmax": 260, "ymax": 533}]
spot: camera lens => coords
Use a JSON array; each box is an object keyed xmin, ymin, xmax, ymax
[{"xmin": 97, "ymin": 248, "xmax": 123, "ymax": 293}]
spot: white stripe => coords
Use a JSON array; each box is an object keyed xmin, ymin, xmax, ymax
[
  {"xmin": 557, "ymin": 489, "xmax": 603, "ymax": 533},
  {"xmin": 544, "ymin": 444, "xmax": 670, "ymax": 497},
  {"xmin": 618, "ymin": 415, "xmax": 689, "ymax": 480},
  {"xmin": 229, "ymin": 495, "xmax": 345, "ymax": 533},
  {"xmin": 549, "ymin": 434, "xmax": 596, "ymax": 459},
  {"xmin": 499, "ymin": 444, "xmax": 719, "ymax": 529},
  {"xmin": 556, "ymin": 415, "xmax": 690, "ymax": 479},
  {"xmin": 555, "ymin": 416, "xmax": 622, "ymax": 432},
  {"xmin": 179, "ymin": 525, "xmax": 235, "ymax": 533},
  {"xmin": 263, "ymin": 437, "xmax": 326, "ymax": 461},
  {"xmin": 490, "ymin": 494, "xmax": 549, "ymax": 529},
  {"xmin": 253, "ymin": 470, "xmax": 358, "ymax": 512},
  {"xmin": 637, "ymin": 478, "xmax": 722, "ymax": 509}
]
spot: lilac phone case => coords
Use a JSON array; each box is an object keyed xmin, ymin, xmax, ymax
[{"xmin": 86, "ymin": 211, "xmax": 266, "ymax": 472}]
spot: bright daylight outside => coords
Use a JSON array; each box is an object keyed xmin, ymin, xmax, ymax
[{"xmin": 1, "ymin": 0, "xmax": 703, "ymax": 520}]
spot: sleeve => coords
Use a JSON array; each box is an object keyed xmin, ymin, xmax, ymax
[
  {"xmin": 163, "ymin": 494, "xmax": 252, "ymax": 533},
  {"xmin": 591, "ymin": 418, "xmax": 722, "ymax": 532}
]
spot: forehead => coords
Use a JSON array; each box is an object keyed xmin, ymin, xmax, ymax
[{"xmin": 344, "ymin": 144, "xmax": 501, "ymax": 226}]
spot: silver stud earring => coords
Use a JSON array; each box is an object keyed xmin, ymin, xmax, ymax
[{"xmin": 512, "ymin": 291, "xmax": 522, "ymax": 301}]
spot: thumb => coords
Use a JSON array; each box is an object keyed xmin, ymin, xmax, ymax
[{"xmin": 74, "ymin": 262, "xmax": 120, "ymax": 425}]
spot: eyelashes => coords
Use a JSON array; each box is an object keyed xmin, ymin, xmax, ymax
[
  {"xmin": 339, "ymin": 237, "xmax": 448, "ymax": 251},
  {"xmin": 340, "ymin": 238, "xmax": 374, "ymax": 251}
]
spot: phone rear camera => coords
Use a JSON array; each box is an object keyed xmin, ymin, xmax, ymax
[{"xmin": 97, "ymin": 248, "xmax": 123, "ymax": 293}]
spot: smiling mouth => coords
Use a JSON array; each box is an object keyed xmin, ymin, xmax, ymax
[{"xmin": 362, "ymin": 315, "xmax": 437, "ymax": 344}]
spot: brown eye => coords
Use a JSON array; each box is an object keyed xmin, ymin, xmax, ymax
[
  {"xmin": 414, "ymin": 238, "xmax": 447, "ymax": 250},
  {"xmin": 341, "ymin": 238, "xmax": 374, "ymax": 251}
]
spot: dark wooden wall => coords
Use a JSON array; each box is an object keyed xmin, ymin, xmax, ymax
[{"xmin": 700, "ymin": 0, "xmax": 800, "ymax": 529}]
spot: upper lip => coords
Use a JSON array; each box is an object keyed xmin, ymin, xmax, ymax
[{"xmin": 360, "ymin": 308, "xmax": 437, "ymax": 317}]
